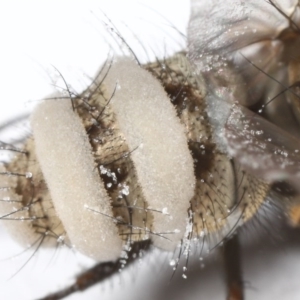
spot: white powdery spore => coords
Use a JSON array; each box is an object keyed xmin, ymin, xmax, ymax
[
  {"xmin": 103, "ymin": 57, "xmax": 196, "ymax": 251},
  {"xmin": 31, "ymin": 98, "xmax": 122, "ymax": 261},
  {"xmin": 205, "ymin": 92, "xmax": 232, "ymax": 154}
]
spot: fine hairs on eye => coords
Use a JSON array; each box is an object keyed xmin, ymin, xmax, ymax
[{"xmin": 1, "ymin": 1, "xmax": 300, "ymax": 300}]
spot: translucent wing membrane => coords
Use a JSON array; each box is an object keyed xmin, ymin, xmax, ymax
[
  {"xmin": 188, "ymin": 0, "xmax": 299, "ymax": 70},
  {"xmin": 188, "ymin": 0, "xmax": 300, "ymax": 195},
  {"xmin": 225, "ymin": 105, "xmax": 300, "ymax": 189}
]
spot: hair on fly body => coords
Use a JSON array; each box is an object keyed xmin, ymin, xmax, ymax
[{"xmin": 1, "ymin": 1, "xmax": 300, "ymax": 300}]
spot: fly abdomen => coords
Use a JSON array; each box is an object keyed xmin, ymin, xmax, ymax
[{"xmin": 0, "ymin": 53, "xmax": 268, "ymax": 262}]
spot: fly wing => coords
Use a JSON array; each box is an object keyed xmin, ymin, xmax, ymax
[
  {"xmin": 187, "ymin": 0, "xmax": 300, "ymax": 192},
  {"xmin": 187, "ymin": 0, "xmax": 290, "ymax": 71},
  {"xmin": 225, "ymin": 105, "xmax": 300, "ymax": 191},
  {"xmin": 188, "ymin": 0, "xmax": 300, "ymax": 105}
]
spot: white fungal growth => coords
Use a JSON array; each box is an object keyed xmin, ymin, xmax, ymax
[
  {"xmin": 103, "ymin": 58, "xmax": 196, "ymax": 250},
  {"xmin": 0, "ymin": 52, "xmax": 268, "ymax": 267},
  {"xmin": 31, "ymin": 99, "xmax": 123, "ymax": 261}
]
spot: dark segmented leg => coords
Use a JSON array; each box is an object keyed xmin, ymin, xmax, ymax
[
  {"xmin": 37, "ymin": 240, "xmax": 151, "ymax": 300},
  {"xmin": 223, "ymin": 233, "xmax": 244, "ymax": 300}
]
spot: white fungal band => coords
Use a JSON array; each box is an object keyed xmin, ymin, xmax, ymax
[
  {"xmin": 103, "ymin": 58, "xmax": 195, "ymax": 250},
  {"xmin": 31, "ymin": 99, "xmax": 122, "ymax": 261}
]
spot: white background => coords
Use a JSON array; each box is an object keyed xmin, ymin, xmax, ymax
[{"xmin": 0, "ymin": 1, "xmax": 300, "ymax": 300}]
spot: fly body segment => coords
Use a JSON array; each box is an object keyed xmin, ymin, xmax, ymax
[
  {"xmin": 0, "ymin": 54, "xmax": 268, "ymax": 263},
  {"xmin": 1, "ymin": 1, "xmax": 300, "ymax": 300}
]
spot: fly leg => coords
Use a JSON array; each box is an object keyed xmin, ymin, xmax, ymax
[
  {"xmin": 37, "ymin": 240, "xmax": 151, "ymax": 300},
  {"xmin": 222, "ymin": 233, "xmax": 244, "ymax": 300}
]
